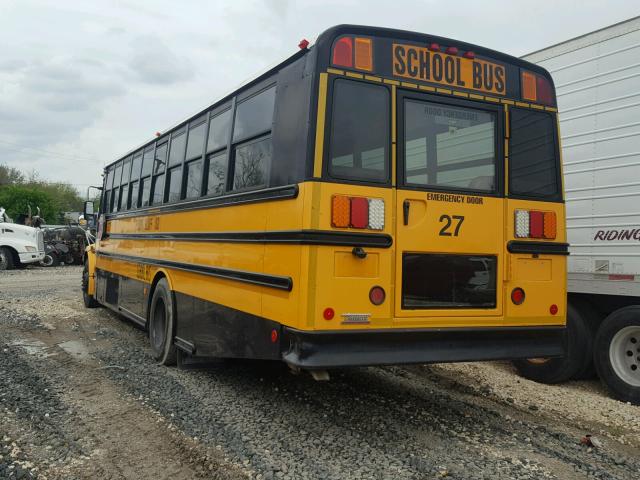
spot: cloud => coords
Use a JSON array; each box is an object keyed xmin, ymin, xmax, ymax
[{"xmin": 128, "ymin": 36, "xmax": 195, "ymax": 85}]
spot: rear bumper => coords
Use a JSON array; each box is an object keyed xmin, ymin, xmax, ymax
[{"xmin": 281, "ymin": 326, "xmax": 565, "ymax": 369}]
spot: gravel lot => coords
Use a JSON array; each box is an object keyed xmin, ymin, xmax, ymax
[{"xmin": 1, "ymin": 266, "xmax": 639, "ymax": 480}]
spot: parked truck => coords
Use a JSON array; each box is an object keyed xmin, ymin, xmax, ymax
[
  {"xmin": 517, "ymin": 17, "xmax": 640, "ymax": 404},
  {"xmin": 0, "ymin": 207, "xmax": 45, "ymax": 270}
]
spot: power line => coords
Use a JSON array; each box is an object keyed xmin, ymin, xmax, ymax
[{"xmin": 0, "ymin": 139, "xmax": 98, "ymax": 162}]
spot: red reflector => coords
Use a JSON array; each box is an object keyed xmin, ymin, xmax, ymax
[
  {"xmin": 529, "ymin": 211, "xmax": 544, "ymax": 238},
  {"xmin": 511, "ymin": 288, "xmax": 525, "ymax": 305},
  {"xmin": 536, "ymin": 75, "xmax": 554, "ymax": 106},
  {"xmin": 463, "ymin": 51, "xmax": 475, "ymax": 59},
  {"xmin": 332, "ymin": 37, "xmax": 353, "ymax": 67},
  {"xmin": 323, "ymin": 308, "xmax": 335, "ymax": 320},
  {"xmin": 270, "ymin": 329, "xmax": 278, "ymax": 343},
  {"xmin": 429, "ymin": 42, "xmax": 440, "ymax": 51},
  {"xmin": 350, "ymin": 197, "xmax": 369, "ymax": 228},
  {"xmin": 550, "ymin": 304, "xmax": 558, "ymax": 315},
  {"xmin": 369, "ymin": 286, "xmax": 386, "ymax": 305},
  {"xmin": 445, "ymin": 46, "xmax": 458, "ymax": 55},
  {"xmin": 298, "ymin": 38, "xmax": 309, "ymax": 50}
]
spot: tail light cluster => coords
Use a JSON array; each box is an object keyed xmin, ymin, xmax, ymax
[
  {"xmin": 332, "ymin": 195, "xmax": 385, "ymax": 230},
  {"xmin": 332, "ymin": 36, "xmax": 373, "ymax": 71},
  {"xmin": 521, "ymin": 70, "xmax": 554, "ymax": 106},
  {"xmin": 515, "ymin": 209, "xmax": 556, "ymax": 239}
]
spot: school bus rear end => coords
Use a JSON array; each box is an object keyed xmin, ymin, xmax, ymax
[{"xmin": 282, "ymin": 26, "xmax": 567, "ymax": 368}]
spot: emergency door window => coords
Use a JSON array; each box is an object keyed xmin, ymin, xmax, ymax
[{"xmin": 404, "ymin": 100, "xmax": 496, "ymax": 192}]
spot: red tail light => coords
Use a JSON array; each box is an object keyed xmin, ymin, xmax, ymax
[
  {"xmin": 369, "ymin": 286, "xmax": 386, "ymax": 305},
  {"xmin": 350, "ymin": 197, "xmax": 369, "ymax": 229},
  {"xmin": 511, "ymin": 288, "xmax": 525, "ymax": 305},
  {"xmin": 529, "ymin": 211, "xmax": 544, "ymax": 239},
  {"xmin": 332, "ymin": 37, "xmax": 353, "ymax": 67},
  {"xmin": 550, "ymin": 304, "xmax": 558, "ymax": 315}
]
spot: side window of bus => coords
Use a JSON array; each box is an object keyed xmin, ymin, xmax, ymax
[
  {"xmin": 167, "ymin": 130, "xmax": 186, "ymax": 203},
  {"xmin": 205, "ymin": 108, "xmax": 231, "ymax": 197},
  {"xmin": 103, "ymin": 166, "xmax": 114, "ymax": 213},
  {"xmin": 140, "ymin": 147, "xmax": 154, "ymax": 207},
  {"xmin": 111, "ymin": 161, "xmax": 123, "ymax": 213},
  {"xmin": 509, "ymin": 108, "xmax": 560, "ymax": 199},
  {"xmin": 129, "ymin": 152, "xmax": 143, "ymax": 209},
  {"xmin": 230, "ymin": 86, "xmax": 275, "ymax": 191},
  {"xmin": 119, "ymin": 157, "xmax": 131, "ymax": 211},
  {"xmin": 184, "ymin": 117, "xmax": 206, "ymax": 199},
  {"xmin": 329, "ymin": 79, "xmax": 390, "ymax": 183},
  {"xmin": 151, "ymin": 142, "xmax": 168, "ymax": 205}
]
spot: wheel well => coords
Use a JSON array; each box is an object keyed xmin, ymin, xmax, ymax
[
  {"xmin": 0, "ymin": 245, "xmax": 20, "ymax": 265},
  {"xmin": 146, "ymin": 272, "xmax": 167, "ymax": 329},
  {"xmin": 569, "ymin": 292, "xmax": 640, "ymax": 326}
]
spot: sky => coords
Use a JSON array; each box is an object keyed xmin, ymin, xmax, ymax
[{"xmin": 0, "ymin": 0, "xmax": 638, "ymax": 194}]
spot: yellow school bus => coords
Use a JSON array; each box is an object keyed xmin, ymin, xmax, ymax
[{"xmin": 83, "ymin": 25, "xmax": 568, "ymax": 370}]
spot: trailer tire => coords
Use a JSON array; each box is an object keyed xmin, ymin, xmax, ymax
[
  {"xmin": 0, "ymin": 247, "xmax": 15, "ymax": 270},
  {"xmin": 41, "ymin": 252, "xmax": 60, "ymax": 267},
  {"xmin": 594, "ymin": 306, "xmax": 640, "ymax": 405},
  {"xmin": 571, "ymin": 299, "xmax": 599, "ymax": 380},
  {"xmin": 148, "ymin": 278, "xmax": 177, "ymax": 366},
  {"xmin": 513, "ymin": 303, "xmax": 590, "ymax": 384}
]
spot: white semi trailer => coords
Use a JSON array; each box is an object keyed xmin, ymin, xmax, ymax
[{"xmin": 520, "ymin": 17, "xmax": 640, "ymax": 404}]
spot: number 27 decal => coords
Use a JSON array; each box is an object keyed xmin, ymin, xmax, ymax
[{"xmin": 439, "ymin": 214, "xmax": 465, "ymax": 236}]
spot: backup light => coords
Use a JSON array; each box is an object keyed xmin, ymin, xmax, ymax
[
  {"xmin": 514, "ymin": 209, "xmax": 557, "ymax": 240},
  {"xmin": 368, "ymin": 199, "xmax": 385, "ymax": 230}
]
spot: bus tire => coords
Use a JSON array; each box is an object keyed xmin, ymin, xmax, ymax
[
  {"xmin": 513, "ymin": 303, "xmax": 590, "ymax": 384},
  {"xmin": 0, "ymin": 247, "xmax": 15, "ymax": 271},
  {"xmin": 82, "ymin": 262, "xmax": 99, "ymax": 308},
  {"xmin": 594, "ymin": 306, "xmax": 640, "ymax": 405},
  {"xmin": 148, "ymin": 278, "xmax": 177, "ymax": 366}
]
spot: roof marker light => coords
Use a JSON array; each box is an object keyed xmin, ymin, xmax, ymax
[
  {"xmin": 445, "ymin": 46, "xmax": 458, "ymax": 55},
  {"xmin": 298, "ymin": 38, "xmax": 309, "ymax": 50},
  {"xmin": 429, "ymin": 43, "xmax": 440, "ymax": 52},
  {"xmin": 463, "ymin": 51, "xmax": 475, "ymax": 59}
]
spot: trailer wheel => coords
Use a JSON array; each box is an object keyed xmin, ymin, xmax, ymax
[
  {"xmin": 0, "ymin": 247, "xmax": 15, "ymax": 270},
  {"xmin": 148, "ymin": 278, "xmax": 177, "ymax": 366},
  {"xmin": 594, "ymin": 306, "xmax": 640, "ymax": 405},
  {"xmin": 513, "ymin": 303, "xmax": 591, "ymax": 384},
  {"xmin": 82, "ymin": 262, "xmax": 99, "ymax": 308}
]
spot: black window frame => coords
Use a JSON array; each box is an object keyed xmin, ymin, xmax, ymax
[
  {"xmin": 150, "ymin": 140, "xmax": 168, "ymax": 206},
  {"xmin": 324, "ymin": 78, "xmax": 392, "ymax": 187},
  {"xmin": 398, "ymin": 90, "xmax": 504, "ymax": 198},
  {"xmin": 508, "ymin": 107, "xmax": 563, "ymax": 203},
  {"xmin": 203, "ymin": 106, "xmax": 232, "ymax": 197},
  {"xmin": 228, "ymin": 84, "xmax": 276, "ymax": 193}
]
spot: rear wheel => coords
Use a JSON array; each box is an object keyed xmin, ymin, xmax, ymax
[
  {"xmin": 148, "ymin": 278, "xmax": 177, "ymax": 366},
  {"xmin": 594, "ymin": 306, "xmax": 640, "ymax": 405},
  {"xmin": 82, "ymin": 261, "xmax": 99, "ymax": 308},
  {"xmin": 513, "ymin": 303, "xmax": 591, "ymax": 384},
  {"xmin": 0, "ymin": 247, "xmax": 14, "ymax": 271}
]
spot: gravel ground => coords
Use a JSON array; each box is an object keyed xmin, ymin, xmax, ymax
[{"xmin": 1, "ymin": 266, "xmax": 639, "ymax": 479}]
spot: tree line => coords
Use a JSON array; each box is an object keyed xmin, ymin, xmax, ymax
[{"xmin": 0, "ymin": 163, "xmax": 86, "ymax": 224}]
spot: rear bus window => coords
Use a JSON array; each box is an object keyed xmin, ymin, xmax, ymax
[
  {"xmin": 328, "ymin": 79, "xmax": 389, "ymax": 183},
  {"xmin": 509, "ymin": 109, "xmax": 560, "ymax": 199},
  {"xmin": 403, "ymin": 100, "xmax": 496, "ymax": 192}
]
